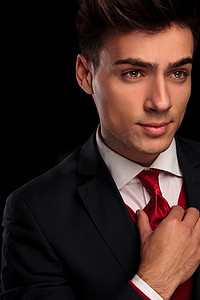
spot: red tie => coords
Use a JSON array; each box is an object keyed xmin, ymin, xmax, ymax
[{"xmin": 136, "ymin": 169, "xmax": 171, "ymax": 230}]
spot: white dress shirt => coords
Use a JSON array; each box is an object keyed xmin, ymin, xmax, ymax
[{"xmin": 96, "ymin": 127, "xmax": 183, "ymax": 300}]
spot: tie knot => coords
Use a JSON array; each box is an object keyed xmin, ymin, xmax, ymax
[{"xmin": 136, "ymin": 169, "xmax": 162, "ymax": 196}]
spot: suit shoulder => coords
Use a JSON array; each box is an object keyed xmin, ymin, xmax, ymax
[{"xmin": 8, "ymin": 147, "xmax": 82, "ymax": 206}]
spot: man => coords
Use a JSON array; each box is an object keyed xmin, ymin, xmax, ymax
[{"xmin": 1, "ymin": 0, "xmax": 200, "ymax": 299}]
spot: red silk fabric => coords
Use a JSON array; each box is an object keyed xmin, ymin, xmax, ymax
[{"xmin": 136, "ymin": 169, "xmax": 171, "ymax": 231}]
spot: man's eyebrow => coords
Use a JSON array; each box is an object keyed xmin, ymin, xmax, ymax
[
  {"xmin": 113, "ymin": 58, "xmax": 158, "ymax": 69},
  {"xmin": 113, "ymin": 57, "xmax": 193, "ymax": 69},
  {"xmin": 168, "ymin": 57, "xmax": 193, "ymax": 68}
]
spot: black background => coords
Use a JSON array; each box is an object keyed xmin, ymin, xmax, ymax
[{"xmin": 1, "ymin": 2, "xmax": 200, "ymax": 254}]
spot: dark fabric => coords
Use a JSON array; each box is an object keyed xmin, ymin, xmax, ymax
[{"xmin": 1, "ymin": 133, "xmax": 200, "ymax": 299}]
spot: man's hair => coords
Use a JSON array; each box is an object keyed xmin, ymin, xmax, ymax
[{"xmin": 76, "ymin": 0, "xmax": 200, "ymax": 69}]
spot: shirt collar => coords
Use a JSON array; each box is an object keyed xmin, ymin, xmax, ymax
[{"xmin": 96, "ymin": 126, "xmax": 182, "ymax": 190}]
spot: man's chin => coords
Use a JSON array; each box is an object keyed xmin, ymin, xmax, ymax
[{"xmin": 137, "ymin": 137, "xmax": 173, "ymax": 156}]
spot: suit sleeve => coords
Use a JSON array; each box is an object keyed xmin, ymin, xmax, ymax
[{"xmin": 1, "ymin": 194, "xmax": 77, "ymax": 300}]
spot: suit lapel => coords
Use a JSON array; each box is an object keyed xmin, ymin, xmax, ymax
[
  {"xmin": 77, "ymin": 133, "xmax": 140, "ymax": 279},
  {"xmin": 176, "ymin": 136, "xmax": 200, "ymax": 299}
]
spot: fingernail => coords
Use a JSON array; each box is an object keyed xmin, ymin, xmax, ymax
[{"xmin": 136, "ymin": 210, "xmax": 140, "ymax": 217}]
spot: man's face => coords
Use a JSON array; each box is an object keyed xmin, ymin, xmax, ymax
[{"xmin": 85, "ymin": 25, "xmax": 193, "ymax": 166}]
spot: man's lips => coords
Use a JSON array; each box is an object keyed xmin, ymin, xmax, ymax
[{"xmin": 138, "ymin": 122, "xmax": 171, "ymax": 137}]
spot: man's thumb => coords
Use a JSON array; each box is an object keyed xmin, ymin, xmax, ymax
[{"xmin": 136, "ymin": 210, "xmax": 152, "ymax": 246}]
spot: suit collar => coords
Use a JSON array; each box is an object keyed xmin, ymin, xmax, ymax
[
  {"xmin": 176, "ymin": 136, "xmax": 200, "ymax": 211},
  {"xmin": 176, "ymin": 136, "xmax": 200, "ymax": 167},
  {"xmin": 77, "ymin": 131, "xmax": 99, "ymax": 176}
]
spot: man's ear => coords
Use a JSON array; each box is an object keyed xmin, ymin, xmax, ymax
[{"xmin": 76, "ymin": 54, "xmax": 93, "ymax": 95}]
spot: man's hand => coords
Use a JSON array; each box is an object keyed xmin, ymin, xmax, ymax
[{"xmin": 136, "ymin": 206, "xmax": 200, "ymax": 300}]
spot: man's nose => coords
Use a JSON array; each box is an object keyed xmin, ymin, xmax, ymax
[{"xmin": 144, "ymin": 77, "xmax": 172, "ymax": 113}]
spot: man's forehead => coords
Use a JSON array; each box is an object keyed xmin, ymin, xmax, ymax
[{"xmin": 99, "ymin": 25, "xmax": 194, "ymax": 66}]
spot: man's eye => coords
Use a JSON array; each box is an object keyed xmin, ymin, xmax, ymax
[
  {"xmin": 123, "ymin": 70, "xmax": 143, "ymax": 80},
  {"xmin": 129, "ymin": 71, "xmax": 140, "ymax": 77},
  {"xmin": 169, "ymin": 70, "xmax": 189, "ymax": 79}
]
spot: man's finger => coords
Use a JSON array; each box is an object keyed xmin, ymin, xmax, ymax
[
  {"xmin": 183, "ymin": 207, "xmax": 200, "ymax": 228},
  {"xmin": 137, "ymin": 210, "xmax": 152, "ymax": 246},
  {"xmin": 167, "ymin": 205, "xmax": 185, "ymax": 221}
]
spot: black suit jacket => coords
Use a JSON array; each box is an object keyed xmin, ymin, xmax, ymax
[{"xmin": 1, "ymin": 133, "xmax": 200, "ymax": 299}]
